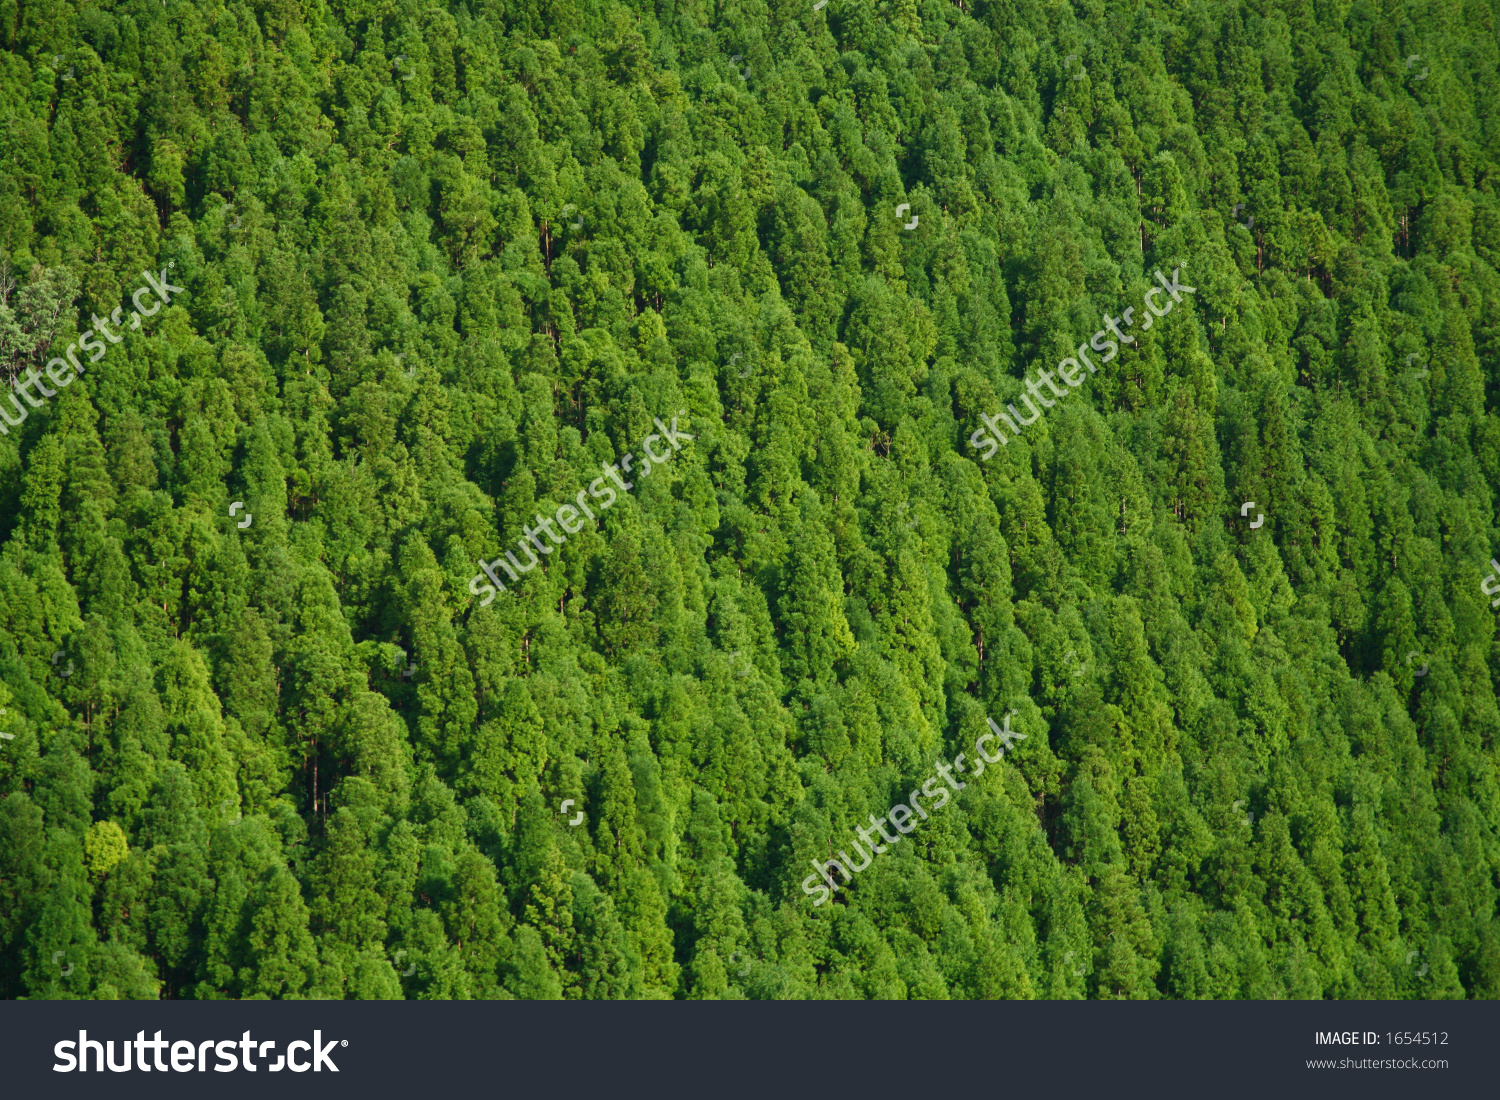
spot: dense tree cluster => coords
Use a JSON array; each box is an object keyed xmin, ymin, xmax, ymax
[{"xmin": 0, "ymin": 0, "xmax": 1498, "ymax": 1000}]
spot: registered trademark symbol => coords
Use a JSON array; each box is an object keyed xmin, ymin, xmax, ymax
[{"xmin": 341, "ymin": 1040, "xmax": 348, "ymax": 1046}]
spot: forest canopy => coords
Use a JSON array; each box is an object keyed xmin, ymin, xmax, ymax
[{"xmin": 0, "ymin": 0, "xmax": 1498, "ymax": 1000}]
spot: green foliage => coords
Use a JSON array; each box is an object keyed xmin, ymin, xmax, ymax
[{"xmin": 0, "ymin": 0, "xmax": 1497, "ymax": 1000}]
